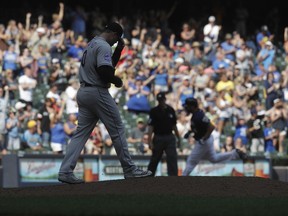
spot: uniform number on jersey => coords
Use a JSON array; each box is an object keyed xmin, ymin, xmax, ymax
[{"xmin": 81, "ymin": 50, "xmax": 87, "ymax": 66}]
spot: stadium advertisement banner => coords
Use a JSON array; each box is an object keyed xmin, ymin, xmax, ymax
[
  {"xmin": 98, "ymin": 157, "xmax": 158, "ymax": 181},
  {"xmin": 19, "ymin": 158, "xmax": 62, "ymax": 182},
  {"xmin": 173, "ymin": 159, "xmax": 270, "ymax": 177},
  {"xmin": 83, "ymin": 158, "xmax": 99, "ymax": 182},
  {"xmin": 19, "ymin": 158, "xmax": 85, "ymax": 183}
]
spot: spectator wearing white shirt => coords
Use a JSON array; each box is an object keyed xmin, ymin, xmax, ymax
[
  {"xmin": 64, "ymin": 78, "xmax": 79, "ymax": 115},
  {"xmin": 203, "ymin": 15, "xmax": 221, "ymax": 54},
  {"xmin": 18, "ymin": 66, "xmax": 37, "ymax": 106}
]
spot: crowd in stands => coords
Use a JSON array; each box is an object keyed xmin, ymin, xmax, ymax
[{"xmin": 0, "ymin": 2, "xmax": 288, "ymax": 158}]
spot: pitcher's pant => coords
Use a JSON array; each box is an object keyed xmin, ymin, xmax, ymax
[
  {"xmin": 59, "ymin": 87, "xmax": 136, "ymax": 174},
  {"xmin": 182, "ymin": 136, "xmax": 238, "ymax": 176}
]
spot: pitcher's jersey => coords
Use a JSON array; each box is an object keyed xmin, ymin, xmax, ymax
[
  {"xmin": 79, "ymin": 36, "xmax": 114, "ymax": 88},
  {"xmin": 191, "ymin": 109, "xmax": 210, "ymax": 140}
]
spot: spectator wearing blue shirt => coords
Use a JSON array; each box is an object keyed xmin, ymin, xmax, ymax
[
  {"xmin": 221, "ymin": 33, "xmax": 236, "ymax": 61},
  {"xmin": 6, "ymin": 108, "xmax": 20, "ymax": 151},
  {"xmin": 233, "ymin": 117, "xmax": 248, "ymax": 146},
  {"xmin": 50, "ymin": 113, "xmax": 67, "ymax": 154},
  {"xmin": 22, "ymin": 120, "xmax": 43, "ymax": 151},
  {"xmin": 2, "ymin": 44, "xmax": 19, "ymax": 73},
  {"xmin": 67, "ymin": 36, "xmax": 85, "ymax": 61},
  {"xmin": 151, "ymin": 65, "xmax": 169, "ymax": 96},
  {"xmin": 126, "ymin": 76, "xmax": 151, "ymax": 114},
  {"xmin": 256, "ymin": 25, "xmax": 274, "ymax": 51},
  {"xmin": 256, "ymin": 41, "xmax": 275, "ymax": 71},
  {"xmin": 263, "ymin": 118, "xmax": 277, "ymax": 155}
]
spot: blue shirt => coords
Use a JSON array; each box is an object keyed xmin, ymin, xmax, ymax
[
  {"xmin": 51, "ymin": 123, "xmax": 67, "ymax": 145},
  {"xmin": 212, "ymin": 59, "xmax": 229, "ymax": 71},
  {"xmin": 126, "ymin": 85, "xmax": 151, "ymax": 112},
  {"xmin": 221, "ymin": 41, "xmax": 235, "ymax": 61},
  {"xmin": 23, "ymin": 130, "xmax": 42, "ymax": 148},
  {"xmin": 3, "ymin": 51, "xmax": 18, "ymax": 71},
  {"xmin": 233, "ymin": 124, "xmax": 248, "ymax": 145},
  {"xmin": 7, "ymin": 118, "xmax": 19, "ymax": 138},
  {"xmin": 258, "ymin": 48, "xmax": 275, "ymax": 70},
  {"xmin": 67, "ymin": 46, "xmax": 84, "ymax": 60},
  {"xmin": 154, "ymin": 73, "xmax": 168, "ymax": 86},
  {"xmin": 264, "ymin": 127, "xmax": 276, "ymax": 153}
]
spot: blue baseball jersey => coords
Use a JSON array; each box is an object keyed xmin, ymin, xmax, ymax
[{"xmin": 190, "ymin": 109, "xmax": 210, "ymax": 140}]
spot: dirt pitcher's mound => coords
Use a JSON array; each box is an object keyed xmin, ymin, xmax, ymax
[{"xmin": 1, "ymin": 176, "xmax": 288, "ymax": 198}]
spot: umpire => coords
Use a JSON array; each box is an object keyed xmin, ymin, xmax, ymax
[{"xmin": 147, "ymin": 92, "xmax": 181, "ymax": 176}]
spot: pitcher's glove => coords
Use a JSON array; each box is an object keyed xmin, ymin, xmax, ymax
[{"xmin": 113, "ymin": 76, "xmax": 123, "ymax": 88}]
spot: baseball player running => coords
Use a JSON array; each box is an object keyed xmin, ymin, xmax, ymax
[
  {"xmin": 182, "ymin": 97, "xmax": 247, "ymax": 176},
  {"xmin": 58, "ymin": 22, "xmax": 152, "ymax": 184}
]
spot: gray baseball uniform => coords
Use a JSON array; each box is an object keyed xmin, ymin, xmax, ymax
[
  {"xmin": 182, "ymin": 107, "xmax": 239, "ymax": 176},
  {"xmin": 59, "ymin": 36, "xmax": 136, "ymax": 175}
]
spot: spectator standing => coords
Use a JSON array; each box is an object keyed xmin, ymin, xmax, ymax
[
  {"xmin": 266, "ymin": 98, "xmax": 288, "ymax": 155},
  {"xmin": 0, "ymin": 86, "xmax": 10, "ymax": 154},
  {"xmin": 19, "ymin": 48, "xmax": 34, "ymax": 76},
  {"xmin": 264, "ymin": 71, "xmax": 280, "ymax": 110},
  {"xmin": 2, "ymin": 44, "xmax": 19, "ymax": 76},
  {"xmin": 233, "ymin": 116, "xmax": 248, "ymax": 148},
  {"xmin": 284, "ymin": 27, "xmax": 288, "ymax": 63},
  {"xmin": 3, "ymin": 69, "xmax": 18, "ymax": 106},
  {"xmin": 247, "ymin": 108, "xmax": 265, "ymax": 155},
  {"xmin": 37, "ymin": 98, "xmax": 55, "ymax": 150},
  {"xmin": 221, "ymin": 33, "xmax": 236, "ymax": 62},
  {"xmin": 50, "ymin": 111, "xmax": 66, "ymax": 154},
  {"xmin": 63, "ymin": 113, "xmax": 77, "ymax": 144},
  {"xmin": 6, "ymin": 108, "xmax": 20, "ymax": 152},
  {"xmin": 256, "ymin": 25, "xmax": 274, "ymax": 51},
  {"xmin": 28, "ymin": 27, "xmax": 50, "ymax": 59},
  {"xmin": 203, "ymin": 15, "xmax": 221, "ymax": 55},
  {"xmin": 64, "ymin": 78, "xmax": 79, "ymax": 115},
  {"xmin": 256, "ymin": 41, "xmax": 275, "ymax": 72},
  {"xmin": 35, "ymin": 44, "xmax": 51, "ymax": 85},
  {"xmin": 147, "ymin": 92, "xmax": 181, "ymax": 176},
  {"xmin": 18, "ymin": 66, "xmax": 37, "ymax": 106},
  {"xmin": 126, "ymin": 76, "xmax": 151, "ymax": 114},
  {"xmin": 263, "ymin": 118, "xmax": 277, "ymax": 156},
  {"xmin": 180, "ymin": 22, "xmax": 195, "ymax": 44}
]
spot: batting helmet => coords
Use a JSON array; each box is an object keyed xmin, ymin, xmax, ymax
[{"xmin": 184, "ymin": 97, "xmax": 198, "ymax": 107}]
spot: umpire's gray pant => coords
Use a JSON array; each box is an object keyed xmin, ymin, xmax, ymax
[{"xmin": 59, "ymin": 86, "xmax": 136, "ymax": 174}]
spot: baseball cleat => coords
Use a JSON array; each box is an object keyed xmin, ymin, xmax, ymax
[
  {"xmin": 124, "ymin": 168, "xmax": 153, "ymax": 179},
  {"xmin": 58, "ymin": 173, "xmax": 85, "ymax": 184}
]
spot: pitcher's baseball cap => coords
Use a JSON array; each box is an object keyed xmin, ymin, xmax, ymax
[{"xmin": 105, "ymin": 22, "xmax": 123, "ymax": 38}]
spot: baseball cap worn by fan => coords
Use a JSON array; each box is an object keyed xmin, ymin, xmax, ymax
[
  {"xmin": 15, "ymin": 101, "xmax": 26, "ymax": 110},
  {"xmin": 27, "ymin": 120, "xmax": 37, "ymax": 129},
  {"xmin": 105, "ymin": 22, "xmax": 123, "ymax": 38},
  {"xmin": 136, "ymin": 117, "xmax": 144, "ymax": 124}
]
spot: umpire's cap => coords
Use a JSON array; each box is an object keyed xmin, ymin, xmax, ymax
[
  {"xmin": 184, "ymin": 97, "xmax": 198, "ymax": 107},
  {"xmin": 105, "ymin": 22, "xmax": 123, "ymax": 38},
  {"xmin": 156, "ymin": 92, "xmax": 166, "ymax": 101}
]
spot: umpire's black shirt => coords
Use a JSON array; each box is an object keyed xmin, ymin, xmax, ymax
[{"xmin": 148, "ymin": 104, "xmax": 177, "ymax": 135}]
